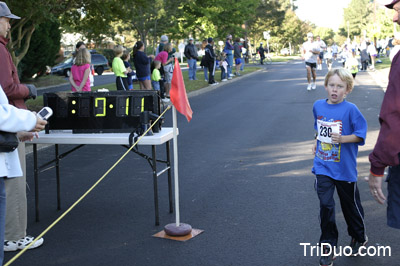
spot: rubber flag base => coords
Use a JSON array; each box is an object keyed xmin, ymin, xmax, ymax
[
  {"xmin": 165, "ymin": 223, "xmax": 192, "ymax": 236},
  {"xmin": 153, "ymin": 228, "xmax": 204, "ymax": 242}
]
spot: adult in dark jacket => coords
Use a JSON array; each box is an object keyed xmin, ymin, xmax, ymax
[
  {"xmin": 184, "ymin": 37, "xmax": 199, "ymax": 80},
  {"xmin": 368, "ymin": 0, "xmax": 400, "ymax": 230},
  {"xmin": 204, "ymin": 37, "xmax": 217, "ymax": 85},
  {"xmin": 258, "ymin": 43, "xmax": 265, "ymax": 65}
]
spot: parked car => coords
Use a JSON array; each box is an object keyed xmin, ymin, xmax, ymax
[{"xmin": 51, "ymin": 53, "xmax": 110, "ymax": 77}]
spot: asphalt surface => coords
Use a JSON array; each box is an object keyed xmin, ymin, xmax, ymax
[{"xmin": 5, "ymin": 61, "xmax": 400, "ymax": 266}]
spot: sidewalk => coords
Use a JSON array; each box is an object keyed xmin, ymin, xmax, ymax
[{"xmin": 367, "ymin": 67, "xmax": 390, "ymax": 91}]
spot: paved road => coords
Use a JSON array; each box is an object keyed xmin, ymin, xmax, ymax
[{"xmin": 6, "ymin": 61, "xmax": 399, "ymax": 266}]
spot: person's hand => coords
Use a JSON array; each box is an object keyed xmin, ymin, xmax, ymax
[
  {"xmin": 331, "ymin": 133, "xmax": 341, "ymax": 144},
  {"xmin": 32, "ymin": 116, "xmax": 47, "ymax": 132},
  {"xmin": 312, "ymin": 141, "xmax": 317, "ymax": 155},
  {"xmin": 17, "ymin": 131, "xmax": 35, "ymax": 142},
  {"xmin": 149, "ymin": 54, "xmax": 155, "ymax": 59},
  {"xmin": 368, "ymin": 172, "xmax": 386, "ymax": 204},
  {"xmin": 26, "ymin": 84, "xmax": 37, "ymax": 100}
]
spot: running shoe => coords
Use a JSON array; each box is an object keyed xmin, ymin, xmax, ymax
[
  {"xmin": 312, "ymin": 83, "xmax": 316, "ymax": 90},
  {"xmin": 349, "ymin": 236, "xmax": 368, "ymax": 256},
  {"xmin": 307, "ymin": 84, "xmax": 312, "ymax": 91}
]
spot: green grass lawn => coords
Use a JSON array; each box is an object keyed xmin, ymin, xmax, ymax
[{"xmin": 374, "ymin": 56, "xmax": 391, "ymax": 70}]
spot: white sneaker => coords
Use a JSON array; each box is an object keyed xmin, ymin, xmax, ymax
[
  {"xmin": 4, "ymin": 240, "xmax": 18, "ymax": 251},
  {"xmin": 221, "ymin": 79, "xmax": 227, "ymax": 82},
  {"xmin": 229, "ymin": 74, "xmax": 234, "ymax": 77},
  {"xmin": 5, "ymin": 236, "xmax": 44, "ymax": 251},
  {"xmin": 311, "ymin": 83, "xmax": 316, "ymax": 90},
  {"xmin": 307, "ymin": 84, "xmax": 312, "ymax": 91}
]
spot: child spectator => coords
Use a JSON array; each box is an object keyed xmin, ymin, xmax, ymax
[
  {"xmin": 121, "ymin": 50, "xmax": 134, "ymax": 90},
  {"xmin": 69, "ymin": 48, "xmax": 92, "ymax": 92},
  {"xmin": 219, "ymin": 52, "xmax": 228, "ymax": 81},
  {"xmin": 151, "ymin": 60, "xmax": 162, "ymax": 91},
  {"xmin": 312, "ymin": 68, "xmax": 368, "ymax": 266},
  {"xmin": 112, "ymin": 45, "xmax": 131, "ymax": 91}
]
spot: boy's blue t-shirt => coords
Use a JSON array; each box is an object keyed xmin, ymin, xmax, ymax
[{"xmin": 312, "ymin": 99, "xmax": 367, "ymax": 182}]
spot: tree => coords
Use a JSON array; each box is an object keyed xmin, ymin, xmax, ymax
[
  {"xmin": 18, "ymin": 20, "xmax": 61, "ymax": 79},
  {"xmin": 6, "ymin": 0, "xmax": 72, "ymax": 67},
  {"xmin": 339, "ymin": 0, "xmax": 371, "ymax": 38}
]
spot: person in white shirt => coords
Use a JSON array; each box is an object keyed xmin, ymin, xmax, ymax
[
  {"xmin": 302, "ymin": 32, "xmax": 320, "ymax": 91},
  {"xmin": 316, "ymin": 36, "xmax": 326, "ymax": 70}
]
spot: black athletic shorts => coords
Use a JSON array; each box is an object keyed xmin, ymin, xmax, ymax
[{"xmin": 305, "ymin": 62, "xmax": 317, "ymax": 69}]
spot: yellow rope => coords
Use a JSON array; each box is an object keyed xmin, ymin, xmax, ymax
[{"xmin": 4, "ymin": 105, "xmax": 171, "ymax": 266}]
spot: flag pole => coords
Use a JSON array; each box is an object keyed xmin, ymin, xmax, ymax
[
  {"xmin": 164, "ymin": 58, "xmax": 193, "ymax": 236},
  {"xmin": 172, "ymin": 106, "xmax": 180, "ymax": 226},
  {"xmin": 163, "ymin": 105, "xmax": 192, "ymax": 236}
]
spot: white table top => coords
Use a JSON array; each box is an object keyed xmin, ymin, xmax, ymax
[{"xmin": 29, "ymin": 127, "xmax": 177, "ymax": 146}]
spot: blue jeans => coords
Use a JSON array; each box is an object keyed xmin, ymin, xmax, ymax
[
  {"xmin": 226, "ymin": 52, "xmax": 233, "ymax": 76},
  {"xmin": 152, "ymin": 80, "xmax": 160, "ymax": 91},
  {"xmin": 188, "ymin": 59, "xmax": 197, "ymax": 80},
  {"xmin": 221, "ymin": 67, "xmax": 226, "ymax": 80},
  {"xmin": 387, "ymin": 164, "xmax": 400, "ymax": 229},
  {"xmin": 0, "ymin": 177, "xmax": 5, "ymax": 265},
  {"xmin": 203, "ymin": 67, "xmax": 208, "ymax": 81}
]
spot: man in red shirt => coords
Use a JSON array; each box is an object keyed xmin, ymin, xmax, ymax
[
  {"xmin": 0, "ymin": 1, "xmax": 43, "ymax": 251},
  {"xmin": 368, "ymin": 0, "xmax": 400, "ymax": 229}
]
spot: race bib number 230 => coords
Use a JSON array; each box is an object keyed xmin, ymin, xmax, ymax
[{"xmin": 317, "ymin": 120, "xmax": 341, "ymax": 143}]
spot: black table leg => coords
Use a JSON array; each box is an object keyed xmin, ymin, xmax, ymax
[
  {"xmin": 152, "ymin": 145, "xmax": 159, "ymax": 226},
  {"xmin": 166, "ymin": 141, "xmax": 173, "ymax": 213},
  {"xmin": 34, "ymin": 144, "xmax": 39, "ymax": 222},
  {"xmin": 56, "ymin": 144, "xmax": 61, "ymax": 210}
]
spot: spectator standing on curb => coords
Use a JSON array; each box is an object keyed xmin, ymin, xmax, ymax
[
  {"xmin": 368, "ymin": 0, "xmax": 400, "ymax": 230},
  {"xmin": 204, "ymin": 37, "xmax": 218, "ymax": 85},
  {"xmin": 184, "ymin": 37, "xmax": 198, "ymax": 81},
  {"xmin": 219, "ymin": 52, "xmax": 228, "ymax": 82},
  {"xmin": 233, "ymin": 37, "xmax": 242, "ymax": 76},
  {"xmin": 0, "ymin": 1, "xmax": 45, "ymax": 253},
  {"xmin": 0, "ymin": 84, "xmax": 47, "ymax": 265},
  {"xmin": 112, "ymin": 45, "xmax": 130, "ymax": 91},
  {"xmin": 312, "ymin": 68, "xmax": 368, "ymax": 266},
  {"xmin": 200, "ymin": 39, "xmax": 209, "ymax": 82},
  {"xmin": 155, "ymin": 43, "xmax": 174, "ymax": 97},
  {"xmin": 132, "ymin": 41, "xmax": 154, "ymax": 90},
  {"xmin": 224, "ymin": 34, "xmax": 234, "ymax": 79},
  {"xmin": 121, "ymin": 50, "xmax": 134, "ymax": 90},
  {"xmin": 302, "ymin": 32, "xmax": 319, "ymax": 91},
  {"xmin": 156, "ymin": 35, "xmax": 168, "ymax": 56},
  {"xmin": 69, "ymin": 48, "xmax": 92, "ymax": 92},
  {"xmin": 258, "ymin": 43, "xmax": 265, "ymax": 65},
  {"xmin": 74, "ymin": 42, "xmax": 94, "ymax": 88},
  {"xmin": 151, "ymin": 60, "xmax": 162, "ymax": 91}
]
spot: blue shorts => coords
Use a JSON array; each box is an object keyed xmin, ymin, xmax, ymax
[
  {"xmin": 235, "ymin": 58, "xmax": 242, "ymax": 65},
  {"xmin": 138, "ymin": 76, "xmax": 150, "ymax": 81},
  {"xmin": 387, "ymin": 163, "xmax": 400, "ymax": 229}
]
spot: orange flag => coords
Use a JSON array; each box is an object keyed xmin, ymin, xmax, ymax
[{"xmin": 170, "ymin": 58, "xmax": 193, "ymax": 122}]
